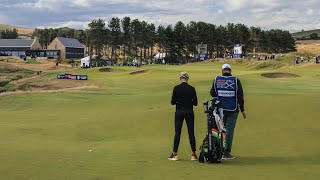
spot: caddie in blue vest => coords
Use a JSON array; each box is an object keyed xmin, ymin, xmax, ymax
[{"xmin": 210, "ymin": 64, "xmax": 246, "ymax": 160}]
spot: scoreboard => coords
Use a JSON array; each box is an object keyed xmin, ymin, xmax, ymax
[
  {"xmin": 197, "ymin": 44, "xmax": 208, "ymax": 61},
  {"xmin": 233, "ymin": 44, "xmax": 246, "ymax": 58}
]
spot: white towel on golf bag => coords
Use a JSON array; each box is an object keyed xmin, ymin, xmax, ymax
[{"xmin": 213, "ymin": 108, "xmax": 226, "ymax": 133}]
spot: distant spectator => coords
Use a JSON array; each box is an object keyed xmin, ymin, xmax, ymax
[
  {"xmin": 296, "ymin": 57, "xmax": 299, "ymax": 64},
  {"xmin": 301, "ymin": 57, "xmax": 304, "ymax": 63},
  {"xmin": 307, "ymin": 56, "xmax": 310, "ymax": 62},
  {"xmin": 316, "ymin": 56, "xmax": 319, "ymax": 64}
]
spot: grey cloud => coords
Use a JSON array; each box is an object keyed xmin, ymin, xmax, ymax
[{"xmin": 0, "ymin": 0, "xmax": 319, "ymax": 31}]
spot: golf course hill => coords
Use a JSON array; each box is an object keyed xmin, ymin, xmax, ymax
[{"xmin": 292, "ymin": 29, "xmax": 320, "ymax": 40}]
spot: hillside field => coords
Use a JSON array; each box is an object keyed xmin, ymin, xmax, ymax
[
  {"xmin": 0, "ymin": 24, "xmax": 34, "ymax": 38},
  {"xmin": 292, "ymin": 29, "xmax": 320, "ymax": 39}
]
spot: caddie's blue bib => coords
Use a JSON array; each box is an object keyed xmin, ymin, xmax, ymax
[{"xmin": 214, "ymin": 76, "xmax": 238, "ymax": 111}]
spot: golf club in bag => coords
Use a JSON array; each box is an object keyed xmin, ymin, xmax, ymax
[{"xmin": 198, "ymin": 98, "xmax": 227, "ymax": 163}]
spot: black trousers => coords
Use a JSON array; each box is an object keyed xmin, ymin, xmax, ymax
[{"xmin": 173, "ymin": 110, "xmax": 196, "ymax": 152}]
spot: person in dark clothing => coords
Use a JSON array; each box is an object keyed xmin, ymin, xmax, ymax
[
  {"xmin": 168, "ymin": 72, "xmax": 198, "ymax": 161},
  {"xmin": 210, "ymin": 64, "xmax": 246, "ymax": 160}
]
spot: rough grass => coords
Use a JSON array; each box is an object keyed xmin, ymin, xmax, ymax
[
  {"xmin": 17, "ymin": 83, "xmax": 44, "ymax": 91},
  {"xmin": 0, "ymin": 59, "xmax": 80, "ymax": 93},
  {"xmin": 0, "ymin": 63, "xmax": 36, "ymax": 92},
  {"xmin": 297, "ymin": 45, "xmax": 320, "ymax": 56},
  {"xmin": 0, "ymin": 63, "xmax": 22, "ymax": 73},
  {"xmin": 249, "ymin": 61, "xmax": 287, "ymax": 70},
  {"xmin": 0, "ymin": 57, "xmax": 26, "ymax": 63}
]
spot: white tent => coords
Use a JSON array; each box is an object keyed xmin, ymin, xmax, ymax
[
  {"xmin": 154, "ymin": 53, "xmax": 167, "ymax": 60},
  {"xmin": 81, "ymin": 56, "xmax": 90, "ymax": 68}
]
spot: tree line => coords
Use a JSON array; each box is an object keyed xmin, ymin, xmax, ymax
[
  {"xmin": 0, "ymin": 29, "xmax": 19, "ymax": 39},
  {"xmin": 32, "ymin": 17, "xmax": 296, "ymax": 63},
  {"xmin": 309, "ymin": 33, "xmax": 318, "ymax": 40}
]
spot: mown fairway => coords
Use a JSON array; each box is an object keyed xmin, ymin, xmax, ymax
[{"xmin": 0, "ymin": 61, "xmax": 320, "ymax": 180}]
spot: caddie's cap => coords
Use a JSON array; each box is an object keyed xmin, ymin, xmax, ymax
[{"xmin": 222, "ymin": 64, "xmax": 231, "ymax": 70}]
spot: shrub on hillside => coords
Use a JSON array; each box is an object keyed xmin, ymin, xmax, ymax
[{"xmin": 0, "ymin": 80, "xmax": 9, "ymax": 87}]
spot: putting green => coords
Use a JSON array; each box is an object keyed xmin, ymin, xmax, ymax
[{"xmin": 0, "ymin": 62, "xmax": 320, "ymax": 180}]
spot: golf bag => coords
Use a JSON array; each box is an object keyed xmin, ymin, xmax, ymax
[{"xmin": 199, "ymin": 98, "xmax": 227, "ymax": 163}]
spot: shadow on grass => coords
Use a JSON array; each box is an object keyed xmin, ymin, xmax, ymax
[{"xmin": 223, "ymin": 155, "xmax": 320, "ymax": 166}]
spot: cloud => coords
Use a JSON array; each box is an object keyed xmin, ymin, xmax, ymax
[
  {"xmin": 0, "ymin": 15, "xmax": 9, "ymax": 24},
  {"xmin": 0, "ymin": 0, "xmax": 319, "ymax": 32},
  {"xmin": 216, "ymin": 0, "xmax": 279, "ymax": 12},
  {"xmin": 307, "ymin": 9, "xmax": 314, "ymax": 15},
  {"xmin": 38, "ymin": 21, "xmax": 90, "ymax": 29}
]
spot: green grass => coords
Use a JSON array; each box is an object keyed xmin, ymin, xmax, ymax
[
  {"xmin": 26, "ymin": 59, "xmax": 39, "ymax": 64},
  {"xmin": 0, "ymin": 62, "xmax": 320, "ymax": 180}
]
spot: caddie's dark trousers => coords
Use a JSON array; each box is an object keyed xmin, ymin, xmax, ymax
[
  {"xmin": 173, "ymin": 110, "xmax": 196, "ymax": 152},
  {"xmin": 223, "ymin": 111, "xmax": 239, "ymax": 154}
]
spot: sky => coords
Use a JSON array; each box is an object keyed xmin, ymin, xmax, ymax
[{"xmin": 1, "ymin": 0, "xmax": 320, "ymax": 32}]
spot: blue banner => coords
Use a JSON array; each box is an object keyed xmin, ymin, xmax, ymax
[
  {"xmin": 233, "ymin": 54, "xmax": 242, "ymax": 58},
  {"xmin": 198, "ymin": 53, "xmax": 208, "ymax": 61},
  {"xmin": 57, "ymin": 74, "xmax": 88, "ymax": 80}
]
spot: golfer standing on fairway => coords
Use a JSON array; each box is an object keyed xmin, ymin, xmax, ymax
[
  {"xmin": 168, "ymin": 72, "xmax": 198, "ymax": 161},
  {"xmin": 210, "ymin": 64, "xmax": 246, "ymax": 160}
]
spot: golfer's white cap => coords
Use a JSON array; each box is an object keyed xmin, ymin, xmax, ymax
[{"xmin": 222, "ymin": 64, "xmax": 231, "ymax": 70}]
